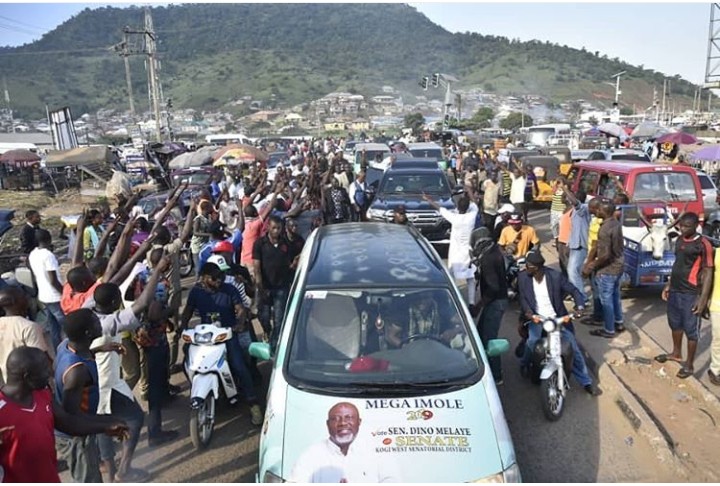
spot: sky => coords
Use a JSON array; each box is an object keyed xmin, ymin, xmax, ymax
[{"xmin": 0, "ymin": 2, "xmax": 711, "ymax": 84}]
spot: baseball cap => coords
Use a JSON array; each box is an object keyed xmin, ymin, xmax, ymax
[
  {"xmin": 207, "ymin": 254, "xmax": 230, "ymax": 272},
  {"xmin": 498, "ymin": 203, "xmax": 515, "ymax": 214},
  {"xmin": 508, "ymin": 214, "xmax": 523, "ymax": 224},
  {"xmin": 212, "ymin": 240, "xmax": 234, "ymax": 254},
  {"xmin": 525, "ymin": 250, "xmax": 545, "ymax": 267}
]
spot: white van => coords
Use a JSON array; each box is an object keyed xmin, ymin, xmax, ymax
[{"xmin": 250, "ymin": 223, "xmax": 520, "ymax": 483}]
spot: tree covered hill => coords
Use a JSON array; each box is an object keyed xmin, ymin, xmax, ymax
[{"xmin": 0, "ymin": 3, "xmax": 701, "ymax": 118}]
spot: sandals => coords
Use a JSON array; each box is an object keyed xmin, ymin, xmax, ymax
[
  {"xmin": 676, "ymin": 367, "xmax": 694, "ymax": 379},
  {"xmin": 589, "ymin": 329, "xmax": 615, "ymax": 338},
  {"xmin": 654, "ymin": 354, "xmax": 682, "ymax": 364},
  {"xmin": 115, "ymin": 468, "xmax": 150, "ymax": 483}
]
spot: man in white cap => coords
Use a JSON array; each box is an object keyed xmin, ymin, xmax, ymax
[
  {"xmin": 493, "ymin": 203, "xmax": 516, "ymax": 241},
  {"xmin": 498, "ymin": 213, "xmax": 540, "ymax": 261}
]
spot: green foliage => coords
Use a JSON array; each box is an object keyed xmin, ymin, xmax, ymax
[
  {"xmin": 620, "ymin": 107, "xmax": 634, "ymax": 116},
  {"xmin": 0, "ymin": 3, "xmax": 704, "ymax": 118},
  {"xmin": 403, "ymin": 112, "xmax": 425, "ymax": 134},
  {"xmin": 500, "ymin": 112, "xmax": 532, "ymax": 131}
]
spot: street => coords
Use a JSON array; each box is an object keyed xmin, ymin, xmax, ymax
[{"xmin": 62, "ymin": 207, "xmax": 713, "ymax": 483}]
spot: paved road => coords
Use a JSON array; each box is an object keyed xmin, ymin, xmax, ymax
[{"xmin": 63, "ymin": 207, "xmax": 694, "ymax": 483}]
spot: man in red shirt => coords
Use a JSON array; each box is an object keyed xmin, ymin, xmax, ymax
[{"xmin": 0, "ymin": 346, "xmax": 127, "ymax": 482}]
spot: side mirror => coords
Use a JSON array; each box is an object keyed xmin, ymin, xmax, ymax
[
  {"xmin": 452, "ymin": 185, "xmax": 465, "ymax": 196},
  {"xmin": 486, "ymin": 339, "xmax": 510, "ymax": 358},
  {"xmin": 249, "ymin": 342, "xmax": 272, "ymax": 361}
]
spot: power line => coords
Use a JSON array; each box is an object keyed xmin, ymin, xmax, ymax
[
  {"xmin": 0, "ymin": 15, "xmax": 50, "ymax": 33},
  {"xmin": 0, "ymin": 46, "xmax": 109, "ymax": 56},
  {"xmin": 0, "ymin": 22, "xmax": 42, "ymax": 37}
]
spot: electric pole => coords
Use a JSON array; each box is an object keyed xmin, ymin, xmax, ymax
[
  {"xmin": 122, "ymin": 29, "xmax": 135, "ymax": 117},
  {"xmin": 2, "ymin": 77, "xmax": 14, "ymax": 133},
  {"xmin": 144, "ymin": 8, "xmax": 162, "ymax": 142}
]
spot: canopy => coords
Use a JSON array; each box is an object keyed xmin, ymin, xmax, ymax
[
  {"xmin": 45, "ymin": 146, "xmax": 116, "ymax": 167},
  {"xmin": 168, "ymin": 146, "xmax": 216, "ymax": 170},
  {"xmin": 655, "ymin": 132, "xmax": 698, "ymax": 146},
  {"xmin": 630, "ymin": 122, "xmax": 668, "ymax": 139},
  {"xmin": 213, "ymin": 143, "xmax": 268, "ymax": 162},
  {"xmin": 0, "ymin": 149, "xmax": 41, "ymax": 167},
  {"xmin": 597, "ymin": 122, "xmax": 627, "ymax": 140}
]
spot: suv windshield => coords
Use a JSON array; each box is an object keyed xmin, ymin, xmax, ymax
[
  {"xmin": 379, "ymin": 172, "xmax": 450, "ymax": 195},
  {"xmin": 633, "ymin": 172, "xmax": 697, "ymax": 202},
  {"xmin": 286, "ymin": 288, "xmax": 481, "ymax": 391}
]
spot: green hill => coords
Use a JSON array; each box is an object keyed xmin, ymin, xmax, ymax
[{"xmin": 0, "ymin": 3, "xmax": 702, "ymax": 118}]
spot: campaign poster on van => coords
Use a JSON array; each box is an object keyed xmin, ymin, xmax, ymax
[{"xmin": 278, "ymin": 387, "xmax": 506, "ymax": 483}]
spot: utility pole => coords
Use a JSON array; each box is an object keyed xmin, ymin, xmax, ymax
[
  {"xmin": 122, "ymin": 29, "xmax": 135, "ymax": 117},
  {"xmin": 661, "ymin": 79, "xmax": 667, "ymax": 125},
  {"xmin": 144, "ymin": 8, "xmax": 162, "ymax": 142},
  {"xmin": 2, "ymin": 77, "xmax": 14, "ymax": 133}
]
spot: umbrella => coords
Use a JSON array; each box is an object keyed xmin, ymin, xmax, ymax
[
  {"xmin": 0, "ymin": 149, "xmax": 41, "ymax": 167},
  {"xmin": 213, "ymin": 154, "xmax": 250, "ymax": 167},
  {"xmin": 631, "ymin": 122, "xmax": 667, "ymax": 139},
  {"xmin": 656, "ymin": 132, "xmax": 698, "ymax": 146},
  {"xmin": 597, "ymin": 122, "xmax": 627, "ymax": 140},
  {"xmin": 213, "ymin": 143, "xmax": 268, "ymax": 162},
  {"xmin": 689, "ymin": 144, "xmax": 720, "ymax": 160}
]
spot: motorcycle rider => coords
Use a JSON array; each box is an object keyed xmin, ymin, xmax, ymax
[{"xmin": 518, "ymin": 250, "xmax": 602, "ymax": 396}]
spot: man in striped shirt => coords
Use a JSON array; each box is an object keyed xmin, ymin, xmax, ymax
[{"xmin": 550, "ymin": 177, "xmax": 567, "ymax": 245}]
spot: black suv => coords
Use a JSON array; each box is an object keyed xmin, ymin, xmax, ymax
[{"xmin": 366, "ymin": 158, "xmax": 459, "ymax": 244}]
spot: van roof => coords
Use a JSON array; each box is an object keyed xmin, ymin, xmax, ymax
[
  {"xmin": 305, "ymin": 223, "xmax": 447, "ymax": 287},
  {"xmin": 573, "ymin": 161, "xmax": 697, "ymax": 173}
]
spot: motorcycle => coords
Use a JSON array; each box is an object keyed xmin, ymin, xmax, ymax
[
  {"xmin": 505, "ymin": 256, "xmax": 525, "ymax": 300},
  {"xmin": 182, "ymin": 323, "xmax": 239, "ymax": 450},
  {"xmin": 525, "ymin": 315, "xmax": 575, "ymax": 422}
]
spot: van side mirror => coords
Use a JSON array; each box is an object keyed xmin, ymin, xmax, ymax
[
  {"xmin": 452, "ymin": 184, "xmax": 465, "ymax": 196},
  {"xmin": 249, "ymin": 342, "xmax": 272, "ymax": 361},
  {"xmin": 486, "ymin": 339, "xmax": 510, "ymax": 358}
]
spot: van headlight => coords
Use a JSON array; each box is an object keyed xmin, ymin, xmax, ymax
[
  {"xmin": 472, "ymin": 463, "xmax": 522, "ymax": 483},
  {"xmin": 263, "ymin": 470, "xmax": 285, "ymax": 483}
]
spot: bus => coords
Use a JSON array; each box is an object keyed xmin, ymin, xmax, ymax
[
  {"xmin": 204, "ymin": 133, "xmax": 251, "ymax": 146},
  {"xmin": 525, "ymin": 123, "xmax": 571, "ymax": 147}
]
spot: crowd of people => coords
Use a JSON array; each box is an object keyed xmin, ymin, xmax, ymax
[{"xmin": 0, "ymin": 132, "xmax": 718, "ymax": 482}]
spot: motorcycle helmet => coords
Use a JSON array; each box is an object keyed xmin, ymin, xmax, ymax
[{"xmin": 709, "ymin": 210, "xmax": 720, "ymax": 225}]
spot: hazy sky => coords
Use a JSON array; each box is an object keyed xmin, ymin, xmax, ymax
[{"xmin": 0, "ymin": 2, "xmax": 711, "ymax": 83}]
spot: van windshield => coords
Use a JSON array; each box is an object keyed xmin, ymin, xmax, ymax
[
  {"xmin": 633, "ymin": 172, "xmax": 697, "ymax": 202},
  {"xmin": 286, "ymin": 288, "xmax": 482, "ymax": 392}
]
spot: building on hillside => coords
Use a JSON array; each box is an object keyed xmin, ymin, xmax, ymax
[
  {"xmin": 324, "ymin": 122, "xmax": 346, "ymax": 131},
  {"xmin": 348, "ymin": 120, "xmax": 370, "ymax": 131}
]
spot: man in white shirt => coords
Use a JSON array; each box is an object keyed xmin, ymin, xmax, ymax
[
  {"xmin": 289, "ymin": 402, "xmax": 399, "ymax": 483},
  {"xmin": 509, "ymin": 166, "xmax": 527, "ymax": 221},
  {"xmin": 85, "ymin": 256, "xmax": 174, "ymax": 482},
  {"xmin": 517, "ymin": 251, "xmax": 601, "ymax": 396},
  {"xmin": 28, "ymin": 229, "xmax": 64, "ymax": 350},
  {"xmin": 348, "ymin": 171, "xmax": 368, "ymax": 222},
  {"xmin": 424, "ymin": 191, "xmax": 479, "ymax": 304}
]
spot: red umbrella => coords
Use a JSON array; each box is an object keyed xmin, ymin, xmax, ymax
[
  {"xmin": 0, "ymin": 149, "xmax": 41, "ymax": 168},
  {"xmin": 655, "ymin": 132, "xmax": 698, "ymax": 146}
]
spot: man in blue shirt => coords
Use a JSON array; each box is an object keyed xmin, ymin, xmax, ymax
[
  {"xmin": 180, "ymin": 262, "xmax": 263, "ymax": 425},
  {"xmin": 562, "ymin": 182, "xmax": 592, "ymax": 306}
]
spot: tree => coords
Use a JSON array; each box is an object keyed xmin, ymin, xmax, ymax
[
  {"xmin": 472, "ymin": 107, "xmax": 494, "ymax": 128},
  {"xmin": 403, "ymin": 112, "xmax": 425, "ymax": 134},
  {"xmin": 500, "ymin": 112, "xmax": 532, "ymax": 131},
  {"xmin": 620, "ymin": 106, "xmax": 634, "ymax": 116}
]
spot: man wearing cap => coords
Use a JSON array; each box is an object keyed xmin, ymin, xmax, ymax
[
  {"xmin": 498, "ymin": 213, "xmax": 540, "ymax": 261},
  {"xmin": 518, "ymin": 251, "xmax": 601, "ymax": 396},
  {"xmin": 493, "ymin": 203, "xmax": 515, "ymax": 241}
]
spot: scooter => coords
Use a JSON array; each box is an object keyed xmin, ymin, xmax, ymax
[
  {"xmin": 526, "ymin": 315, "xmax": 575, "ymax": 422},
  {"xmin": 182, "ymin": 323, "xmax": 239, "ymax": 450}
]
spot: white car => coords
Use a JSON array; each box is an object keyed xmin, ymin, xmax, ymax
[{"xmin": 696, "ymin": 170, "xmax": 719, "ymax": 217}]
